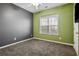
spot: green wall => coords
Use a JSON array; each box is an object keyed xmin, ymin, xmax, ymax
[{"xmin": 33, "ymin": 4, "xmax": 74, "ymax": 44}]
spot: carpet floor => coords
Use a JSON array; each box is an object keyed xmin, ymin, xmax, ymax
[{"xmin": 0, "ymin": 39, "xmax": 77, "ymax": 56}]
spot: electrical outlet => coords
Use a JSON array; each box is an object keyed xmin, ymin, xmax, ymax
[
  {"xmin": 14, "ymin": 37, "xmax": 16, "ymax": 40},
  {"xmin": 59, "ymin": 37, "xmax": 62, "ymax": 40}
]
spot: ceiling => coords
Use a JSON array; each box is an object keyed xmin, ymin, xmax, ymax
[{"xmin": 14, "ymin": 3, "xmax": 66, "ymax": 13}]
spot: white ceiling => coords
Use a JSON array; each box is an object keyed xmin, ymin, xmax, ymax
[{"xmin": 14, "ymin": 3, "xmax": 66, "ymax": 13}]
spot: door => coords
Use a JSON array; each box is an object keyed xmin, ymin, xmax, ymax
[{"xmin": 74, "ymin": 23, "xmax": 78, "ymax": 55}]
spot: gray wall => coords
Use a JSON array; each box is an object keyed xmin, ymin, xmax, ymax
[{"xmin": 0, "ymin": 3, "xmax": 33, "ymax": 47}]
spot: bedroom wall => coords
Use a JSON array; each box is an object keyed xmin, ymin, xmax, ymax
[
  {"xmin": 0, "ymin": 3, "xmax": 33, "ymax": 47},
  {"xmin": 33, "ymin": 4, "xmax": 74, "ymax": 44}
]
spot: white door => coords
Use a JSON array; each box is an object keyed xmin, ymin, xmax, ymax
[{"xmin": 74, "ymin": 23, "xmax": 78, "ymax": 55}]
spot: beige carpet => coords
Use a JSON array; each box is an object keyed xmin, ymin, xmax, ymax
[{"xmin": 0, "ymin": 39, "xmax": 76, "ymax": 56}]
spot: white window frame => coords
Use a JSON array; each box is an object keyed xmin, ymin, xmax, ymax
[{"xmin": 40, "ymin": 14, "xmax": 59, "ymax": 35}]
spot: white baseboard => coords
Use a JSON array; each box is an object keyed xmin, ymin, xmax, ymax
[
  {"xmin": 0, "ymin": 37, "xmax": 73, "ymax": 49},
  {"xmin": 33, "ymin": 37, "xmax": 73, "ymax": 46},
  {"xmin": 0, "ymin": 37, "xmax": 33, "ymax": 49}
]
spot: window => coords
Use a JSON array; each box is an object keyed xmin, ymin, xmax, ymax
[{"xmin": 40, "ymin": 15, "xmax": 58, "ymax": 35}]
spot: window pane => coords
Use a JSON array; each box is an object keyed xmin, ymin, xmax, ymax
[
  {"xmin": 49, "ymin": 25, "xmax": 58, "ymax": 35},
  {"xmin": 40, "ymin": 17, "xmax": 48, "ymax": 26},
  {"xmin": 49, "ymin": 15, "xmax": 58, "ymax": 35},
  {"xmin": 49, "ymin": 16, "xmax": 58, "ymax": 25},
  {"xmin": 40, "ymin": 26, "xmax": 49, "ymax": 34}
]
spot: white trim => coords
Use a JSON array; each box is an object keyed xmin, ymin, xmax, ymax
[
  {"xmin": 0, "ymin": 37, "xmax": 74, "ymax": 49},
  {"xmin": 40, "ymin": 14, "xmax": 59, "ymax": 35},
  {"xmin": 0, "ymin": 37, "xmax": 33, "ymax": 49},
  {"xmin": 74, "ymin": 23, "xmax": 78, "ymax": 55},
  {"xmin": 73, "ymin": 4, "xmax": 78, "ymax": 55},
  {"xmin": 33, "ymin": 37, "xmax": 73, "ymax": 46}
]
